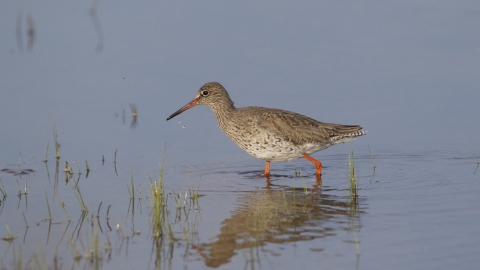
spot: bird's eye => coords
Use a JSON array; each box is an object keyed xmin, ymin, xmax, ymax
[{"xmin": 202, "ymin": 90, "xmax": 209, "ymax": 96}]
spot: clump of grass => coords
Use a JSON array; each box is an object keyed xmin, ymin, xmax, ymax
[
  {"xmin": 149, "ymin": 177, "xmax": 166, "ymax": 238},
  {"xmin": 148, "ymin": 144, "xmax": 201, "ymax": 247},
  {"xmin": 51, "ymin": 116, "xmax": 60, "ymax": 160},
  {"xmin": 347, "ymin": 146, "xmax": 361, "ymax": 255},
  {"xmin": 149, "ymin": 147, "xmax": 167, "ymax": 238},
  {"xmin": 189, "ymin": 178, "xmax": 201, "ymax": 210},
  {"xmin": 348, "ymin": 145, "xmax": 358, "ymax": 201}
]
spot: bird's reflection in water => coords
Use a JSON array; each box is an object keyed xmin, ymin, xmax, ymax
[{"xmin": 194, "ymin": 188, "xmax": 365, "ymax": 268}]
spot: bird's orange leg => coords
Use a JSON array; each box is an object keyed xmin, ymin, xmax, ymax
[
  {"xmin": 262, "ymin": 161, "xmax": 273, "ymax": 186},
  {"xmin": 302, "ymin": 154, "xmax": 322, "ymax": 176},
  {"xmin": 257, "ymin": 161, "xmax": 272, "ymax": 185},
  {"xmin": 261, "ymin": 161, "xmax": 270, "ymax": 176}
]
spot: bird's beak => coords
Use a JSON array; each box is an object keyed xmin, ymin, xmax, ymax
[{"xmin": 166, "ymin": 99, "xmax": 199, "ymax": 121}]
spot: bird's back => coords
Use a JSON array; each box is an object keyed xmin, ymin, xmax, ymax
[{"xmin": 215, "ymin": 106, "xmax": 366, "ymax": 162}]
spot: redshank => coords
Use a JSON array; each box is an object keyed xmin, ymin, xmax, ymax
[{"xmin": 167, "ymin": 82, "xmax": 366, "ymax": 178}]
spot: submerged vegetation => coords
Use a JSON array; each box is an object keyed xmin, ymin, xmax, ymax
[
  {"xmin": 348, "ymin": 145, "xmax": 358, "ymax": 201},
  {"xmin": 0, "ymin": 137, "xmax": 206, "ymax": 269}
]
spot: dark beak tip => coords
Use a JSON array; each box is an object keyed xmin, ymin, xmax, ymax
[{"xmin": 166, "ymin": 99, "xmax": 198, "ymax": 122}]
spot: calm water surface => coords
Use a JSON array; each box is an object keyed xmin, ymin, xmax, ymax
[{"xmin": 1, "ymin": 1, "xmax": 480, "ymax": 269}]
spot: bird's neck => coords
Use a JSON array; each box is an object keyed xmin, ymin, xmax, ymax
[{"xmin": 211, "ymin": 100, "xmax": 235, "ymax": 126}]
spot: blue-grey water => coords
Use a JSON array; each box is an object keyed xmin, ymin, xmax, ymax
[{"xmin": 1, "ymin": 1, "xmax": 479, "ymax": 269}]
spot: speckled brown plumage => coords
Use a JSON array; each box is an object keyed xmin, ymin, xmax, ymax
[{"xmin": 167, "ymin": 82, "xmax": 367, "ymax": 178}]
